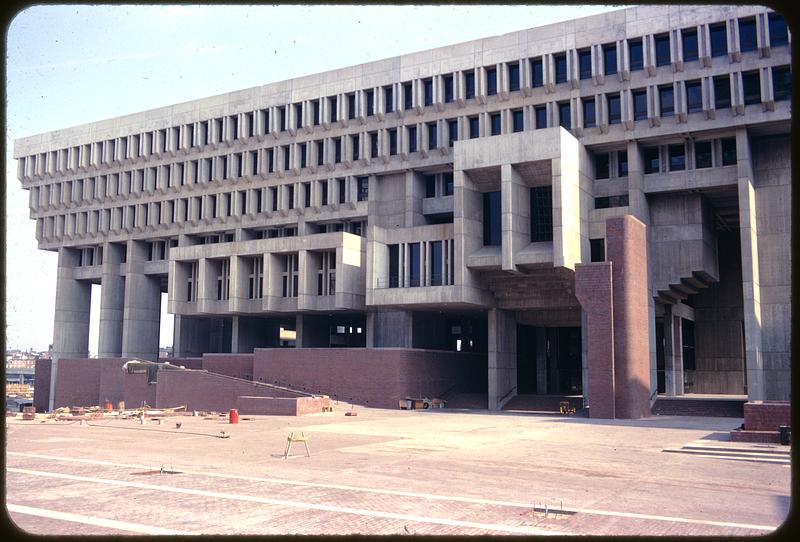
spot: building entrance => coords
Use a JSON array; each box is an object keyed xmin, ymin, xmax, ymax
[{"xmin": 516, "ymin": 325, "xmax": 582, "ymax": 395}]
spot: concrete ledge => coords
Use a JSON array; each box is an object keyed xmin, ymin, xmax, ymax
[{"xmin": 236, "ymin": 395, "xmax": 330, "ymax": 416}]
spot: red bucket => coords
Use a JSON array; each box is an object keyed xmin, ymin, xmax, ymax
[{"xmin": 229, "ymin": 409, "xmax": 239, "ymax": 424}]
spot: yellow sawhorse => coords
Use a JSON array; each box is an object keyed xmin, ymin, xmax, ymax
[{"xmin": 284, "ymin": 431, "xmax": 310, "ymax": 459}]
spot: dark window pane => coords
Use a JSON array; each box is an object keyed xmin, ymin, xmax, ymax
[
  {"xmin": 483, "ymin": 191, "xmax": 502, "ymax": 246},
  {"xmin": 409, "ymin": 243, "xmax": 421, "ymax": 287},
  {"xmin": 487, "ymin": 68, "xmax": 497, "ymax": 95},
  {"xmin": 366, "ymin": 90, "xmax": 374, "ymax": 116},
  {"xmin": 424, "ymin": 79, "xmax": 433, "ymax": 106},
  {"xmin": 530, "ymin": 186, "xmax": 553, "ymax": 242},
  {"xmin": 721, "ymin": 138, "xmax": 737, "ymax": 166},
  {"xmin": 555, "ymin": 53, "xmax": 567, "ymax": 84},
  {"xmin": 465, "ymin": 72, "xmax": 476, "ymax": 99},
  {"xmin": 686, "ymin": 80, "xmax": 702, "ymax": 113},
  {"xmin": 682, "ymin": 29, "xmax": 698, "ymax": 61},
  {"xmin": 428, "ymin": 123, "xmax": 437, "ymax": 148},
  {"xmin": 773, "ymin": 66, "xmax": 791, "ymax": 101},
  {"xmin": 633, "ymin": 89, "xmax": 648, "ymax": 120},
  {"xmin": 535, "ymin": 106, "xmax": 547, "ymax": 129},
  {"xmin": 590, "ymin": 238, "xmax": 605, "ymax": 262},
  {"xmin": 490, "ymin": 113, "xmax": 501, "ymax": 135},
  {"xmin": 425, "ymin": 175, "xmax": 436, "ymax": 198},
  {"xmin": 444, "ymin": 75, "xmax": 454, "ymax": 102},
  {"xmin": 714, "ymin": 75, "xmax": 731, "ymax": 108},
  {"xmin": 348, "ymin": 94, "xmax": 356, "ymax": 119},
  {"xmin": 618, "ymin": 151, "xmax": 628, "ymax": 177},
  {"xmin": 330, "ymin": 96, "xmax": 338, "ymax": 122},
  {"xmin": 739, "ymin": 18, "xmax": 757, "ymax": 52},
  {"xmin": 742, "ymin": 71, "xmax": 761, "ymax": 105},
  {"xmin": 578, "ymin": 50, "xmax": 592, "ymax": 79},
  {"xmin": 389, "ymin": 129, "xmax": 397, "ymax": 155},
  {"xmin": 512, "ymin": 109, "xmax": 524, "ymax": 132},
  {"xmin": 444, "ymin": 173, "xmax": 454, "ymax": 196},
  {"xmin": 469, "ymin": 116, "xmax": 479, "ymax": 139},
  {"xmin": 659, "ymin": 86, "xmax": 674, "ymax": 116},
  {"xmin": 583, "ymin": 99, "xmax": 596, "ymax": 128},
  {"xmin": 388, "ymin": 244, "xmax": 399, "ymax": 287},
  {"xmin": 668, "ymin": 144, "xmax": 686, "ymax": 171},
  {"xmin": 385, "ymin": 87, "xmax": 394, "ymax": 113},
  {"xmin": 604, "ymin": 44, "xmax": 617, "ymax": 75},
  {"xmin": 655, "ymin": 34, "xmax": 671, "ymax": 66},
  {"xmin": 710, "ymin": 24, "xmax": 727, "ymax": 57},
  {"xmin": 629, "ymin": 38, "xmax": 644, "ymax": 71},
  {"xmin": 559, "ymin": 102, "xmax": 571, "ymax": 129},
  {"xmin": 607, "ymin": 94, "xmax": 621, "ymax": 124},
  {"xmin": 448, "ymin": 120, "xmax": 458, "ymax": 146},
  {"xmin": 357, "ymin": 176, "xmax": 369, "ymax": 201},
  {"xmin": 769, "ymin": 13, "xmax": 788, "ymax": 46},
  {"xmin": 370, "ymin": 132, "xmax": 378, "ymax": 157},
  {"xmin": 695, "ymin": 141, "xmax": 712, "ymax": 168},
  {"xmin": 408, "ymin": 127, "xmax": 417, "ymax": 153},
  {"xmin": 430, "ymin": 241, "xmax": 443, "ymax": 286},
  {"xmin": 595, "ymin": 153, "xmax": 610, "ymax": 179},
  {"xmin": 509, "ymin": 63, "xmax": 520, "ymax": 91},
  {"xmin": 644, "ymin": 147, "xmax": 660, "ymax": 174},
  {"xmin": 404, "ymin": 83, "xmax": 413, "ymax": 110},
  {"xmin": 531, "ymin": 58, "xmax": 544, "ymax": 87}
]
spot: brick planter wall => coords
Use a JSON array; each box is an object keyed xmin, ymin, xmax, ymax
[
  {"xmin": 743, "ymin": 401, "xmax": 790, "ymax": 431},
  {"xmin": 236, "ymin": 395, "xmax": 331, "ymax": 416},
  {"xmin": 123, "ymin": 372, "xmax": 157, "ymax": 409}
]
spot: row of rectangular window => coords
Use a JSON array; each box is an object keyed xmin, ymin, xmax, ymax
[
  {"xmin": 22, "ymin": 12, "xmax": 786, "ymax": 181},
  {"xmin": 482, "ymin": 186, "xmax": 553, "ymax": 247},
  {"xmin": 386, "ymin": 239, "xmax": 455, "ymax": 288}
]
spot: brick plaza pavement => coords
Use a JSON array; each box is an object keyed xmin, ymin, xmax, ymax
[{"xmin": 5, "ymin": 407, "xmax": 792, "ymax": 536}]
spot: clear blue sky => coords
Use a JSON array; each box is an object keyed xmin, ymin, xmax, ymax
[{"xmin": 5, "ymin": 3, "xmax": 620, "ymax": 353}]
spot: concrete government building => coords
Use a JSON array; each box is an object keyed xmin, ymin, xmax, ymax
[{"xmin": 16, "ymin": 5, "xmax": 791, "ymax": 417}]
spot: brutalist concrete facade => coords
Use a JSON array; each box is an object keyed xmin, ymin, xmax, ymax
[{"xmin": 16, "ymin": 5, "xmax": 791, "ymax": 416}]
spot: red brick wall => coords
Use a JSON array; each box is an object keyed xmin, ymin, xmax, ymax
[
  {"xmin": 169, "ymin": 357, "xmax": 203, "ymax": 370},
  {"xmin": 236, "ymin": 395, "xmax": 330, "ymax": 416},
  {"xmin": 98, "ymin": 359, "xmax": 127, "ymax": 406},
  {"xmin": 606, "ymin": 215, "xmax": 652, "ymax": 419},
  {"xmin": 52, "ymin": 358, "xmax": 127, "ymax": 409},
  {"xmin": 575, "ymin": 262, "xmax": 615, "ymax": 418},
  {"xmin": 33, "ymin": 358, "xmax": 52, "ymax": 413},
  {"xmin": 123, "ymin": 372, "xmax": 157, "ymax": 409},
  {"xmin": 252, "ymin": 348, "xmax": 486, "ymax": 409},
  {"xmin": 744, "ymin": 401, "xmax": 790, "ymax": 431},
  {"xmin": 154, "ymin": 370, "xmax": 296, "ymax": 411},
  {"xmin": 202, "ymin": 354, "xmax": 254, "ymax": 380}
]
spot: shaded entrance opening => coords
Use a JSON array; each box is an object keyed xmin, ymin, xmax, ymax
[{"xmin": 516, "ymin": 325, "xmax": 582, "ymax": 395}]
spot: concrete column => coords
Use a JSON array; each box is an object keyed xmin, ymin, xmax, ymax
[
  {"xmin": 98, "ymin": 242, "xmax": 125, "ymax": 357},
  {"xmin": 368, "ymin": 310, "xmax": 412, "ymax": 347},
  {"xmin": 501, "ymin": 163, "xmax": 529, "ymax": 272},
  {"xmin": 487, "ymin": 308, "xmax": 517, "ymax": 410},
  {"xmin": 231, "ymin": 316, "xmax": 240, "ymax": 353},
  {"xmin": 122, "ymin": 240, "xmax": 161, "ymax": 361},
  {"xmin": 404, "ymin": 170, "xmax": 425, "ymax": 227},
  {"xmin": 50, "ymin": 247, "xmax": 92, "ymax": 410},
  {"xmin": 738, "ymin": 171, "xmax": 764, "ymax": 400},
  {"xmin": 535, "ymin": 326, "xmax": 548, "ymax": 394}
]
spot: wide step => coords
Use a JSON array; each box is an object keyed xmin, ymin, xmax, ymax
[{"xmin": 652, "ymin": 397, "xmax": 745, "ymax": 418}]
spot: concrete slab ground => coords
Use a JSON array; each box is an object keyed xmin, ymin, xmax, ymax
[{"xmin": 4, "ymin": 407, "xmax": 791, "ymax": 536}]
